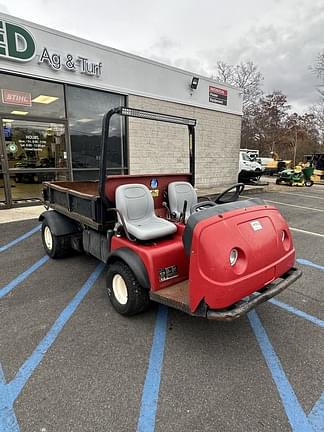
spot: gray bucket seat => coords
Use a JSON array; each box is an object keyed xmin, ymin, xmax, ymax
[
  {"xmin": 168, "ymin": 181, "xmax": 198, "ymax": 222},
  {"xmin": 115, "ymin": 184, "xmax": 177, "ymax": 241}
]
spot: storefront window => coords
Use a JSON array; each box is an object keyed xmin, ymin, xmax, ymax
[
  {"xmin": 0, "ymin": 73, "xmax": 65, "ymax": 118},
  {"xmin": 3, "ymin": 119, "xmax": 67, "ymax": 169},
  {"xmin": 66, "ymin": 86, "xmax": 126, "ymax": 177}
]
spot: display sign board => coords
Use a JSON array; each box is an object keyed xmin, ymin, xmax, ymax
[
  {"xmin": 19, "ymin": 135, "xmax": 46, "ymax": 151},
  {"xmin": 209, "ymin": 86, "xmax": 228, "ymax": 106},
  {"xmin": 1, "ymin": 89, "xmax": 32, "ymax": 106}
]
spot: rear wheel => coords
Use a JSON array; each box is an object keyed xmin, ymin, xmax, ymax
[
  {"xmin": 305, "ymin": 180, "xmax": 314, "ymax": 187},
  {"xmin": 41, "ymin": 221, "xmax": 72, "ymax": 258},
  {"xmin": 107, "ymin": 261, "xmax": 150, "ymax": 316},
  {"xmin": 275, "ymin": 178, "xmax": 282, "ymax": 185}
]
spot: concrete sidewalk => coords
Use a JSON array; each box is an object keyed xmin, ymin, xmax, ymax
[{"xmin": 0, "ymin": 205, "xmax": 44, "ymax": 224}]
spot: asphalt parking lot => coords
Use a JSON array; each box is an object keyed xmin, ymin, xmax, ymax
[{"xmin": 0, "ymin": 185, "xmax": 323, "ymax": 432}]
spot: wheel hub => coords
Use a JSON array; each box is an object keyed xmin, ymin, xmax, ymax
[
  {"xmin": 44, "ymin": 226, "xmax": 53, "ymax": 251},
  {"xmin": 112, "ymin": 274, "xmax": 128, "ymax": 305}
]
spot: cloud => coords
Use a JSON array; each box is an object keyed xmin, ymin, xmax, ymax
[
  {"xmin": 140, "ymin": 1, "xmax": 324, "ymax": 111},
  {"xmin": 0, "ymin": 3, "xmax": 10, "ymax": 13}
]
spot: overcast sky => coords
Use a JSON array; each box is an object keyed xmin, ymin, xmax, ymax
[{"xmin": 2, "ymin": 0, "xmax": 323, "ymax": 113}]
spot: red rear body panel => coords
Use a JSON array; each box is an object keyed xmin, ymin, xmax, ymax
[
  {"xmin": 111, "ymin": 204, "xmax": 295, "ymax": 313},
  {"xmin": 188, "ymin": 206, "xmax": 295, "ymax": 311},
  {"xmin": 111, "ymin": 224, "xmax": 189, "ymax": 291}
]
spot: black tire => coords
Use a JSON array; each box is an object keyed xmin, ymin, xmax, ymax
[
  {"xmin": 41, "ymin": 221, "xmax": 72, "ymax": 259},
  {"xmin": 276, "ymin": 179, "xmax": 281, "ymax": 185},
  {"xmin": 305, "ymin": 180, "xmax": 314, "ymax": 187},
  {"xmin": 107, "ymin": 261, "xmax": 150, "ymax": 316}
]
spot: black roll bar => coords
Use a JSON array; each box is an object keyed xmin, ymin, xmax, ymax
[{"xmin": 99, "ymin": 106, "xmax": 197, "ymax": 204}]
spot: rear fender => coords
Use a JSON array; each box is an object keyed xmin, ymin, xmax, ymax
[
  {"xmin": 39, "ymin": 210, "xmax": 80, "ymax": 236},
  {"xmin": 107, "ymin": 247, "xmax": 150, "ymax": 289}
]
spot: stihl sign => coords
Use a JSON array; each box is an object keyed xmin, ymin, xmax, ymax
[{"xmin": 1, "ymin": 89, "xmax": 32, "ymax": 106}]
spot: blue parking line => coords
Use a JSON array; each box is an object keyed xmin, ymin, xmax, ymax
[
  {"xmin": 248, "ymin": 310, "xmax": 313, "ymax": 432},
  {"xmin": 297, "ymin": 259, "xmax": 324, "ymax": 272},
  {"xmin": 0, "ymin": 225, "xmax": 41, "ymax": 253},
  {"xmin": 269, "ymin": 299, "xmax": 324, "ymax": 328},
  {"xmin": 0, "ymin": 364, "xmax": 20, "ymax": 432},
  {"xmin": 7, "ymin": 262, "xmax": 105, "ymax": 403},
  {"xmin": 308, "ymin": 392, "xmax": 324, "ymax": 432},
  {"xmin": 0, "ymin": 256, "xmax": 49, "ymax": 299},
  {"xmin": 137, "ymin": 305, "xmax": 168, "ymax": 432}
]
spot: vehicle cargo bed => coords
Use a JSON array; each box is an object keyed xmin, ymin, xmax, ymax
[{"xmin": 42, "ymin": 181, "xmax": 114, "ymax": 231}]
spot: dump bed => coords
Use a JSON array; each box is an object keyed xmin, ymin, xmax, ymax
[{"xmin": 42, "ymin": 181, "xmax": 111, "ymax": 231}]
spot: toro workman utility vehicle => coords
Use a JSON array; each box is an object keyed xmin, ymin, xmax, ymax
[{"xmin": 40, "ymin": 107, "xmax": 301, "ymax": 320}]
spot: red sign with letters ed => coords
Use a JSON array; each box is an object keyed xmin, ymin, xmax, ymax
[{"xmin": 1, "ymin": 89, "xmax": 32, "ymax": 107}]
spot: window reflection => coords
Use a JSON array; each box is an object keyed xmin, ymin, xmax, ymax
[
  {"xmin": 0, "ymin": 73, "xmax": 65, "ymax": 118},
  {"xmin": 66, "ymin": 86, "xmax": 126, "ymax": 175}
]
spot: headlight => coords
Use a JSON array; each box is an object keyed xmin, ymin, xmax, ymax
[{"xmin": 229, "ymin": 248, "xmax": 238, "ymax": 266}]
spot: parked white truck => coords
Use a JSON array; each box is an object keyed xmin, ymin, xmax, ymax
[{"xmin": 238, "ymin": 151, "xmax": 263, "ymax": 183}]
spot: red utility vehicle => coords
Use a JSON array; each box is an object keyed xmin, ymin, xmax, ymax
[{"xmin": 40, "ymin": 107, "xmax": 301, "ymax": 320}]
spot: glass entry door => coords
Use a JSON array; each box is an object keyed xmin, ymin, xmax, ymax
[{"xmin": 1, "ymin": 118, "xmax": 69, "ymax": 205}]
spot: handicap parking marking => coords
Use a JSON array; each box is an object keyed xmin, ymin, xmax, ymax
[
  {"xmin": 0, "ymin": 364, "xmax": 20, "ymax": 432},
  {"xmin": 308, "ymin": 392, "xmax": 324, "ymax": 432},
  {"xmin": 248, "ymin": 310, "xmax": 323, "ymax": 432},
  {"xmin": 269, "ymin": 298, "xmax": 324, "ymax": 328},
  {"xmin": 137, "ymin": 305, "xmax": 168, "ymax": 432},
  {"xmin": 0, "ymin": 225, "xmax": 41, "ymax": 253},
  {"xmin": 297, "ymin": 258, "xmax": 324, "ymax": 272},
  {"xmin": 0, "ymin": 262, "xmax": 105, "ymax": 431},
  {"xmin": 0, "ymin": 255, "xmax": 49, "ymax": 299}
]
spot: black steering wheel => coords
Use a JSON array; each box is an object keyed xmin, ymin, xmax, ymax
[
  {"xmin": 190, "ymin": 200, "xmax": 216, "ymax": 213},
  {"xmin": 215, "ymin": 183, "xmax": 245, "ymax": 204}
]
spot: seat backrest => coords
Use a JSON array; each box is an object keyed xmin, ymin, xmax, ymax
[
  {"xmin": 116, "ymin": 183, "xmax": 154, "ymax": 223},
  {"xmin": 168, "ymin": 181, "xmax": 197, "ymax": 221}
]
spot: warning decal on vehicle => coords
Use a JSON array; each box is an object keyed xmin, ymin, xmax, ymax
[
  {"xmin": 159, "ymin": 265, "xmax": 178, "ymax": 282},
  {"xmin": 250, "ymin": 220, "xmax": 263, "ymax": 231}
]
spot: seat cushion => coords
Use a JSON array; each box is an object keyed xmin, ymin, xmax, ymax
[
  {"xmin": 116, "ymin": 183, "xmax": 177, "ymax": 241},
  {"xmin": 126, "ymin": 215, "xmax": 177, "ymax": 241}
]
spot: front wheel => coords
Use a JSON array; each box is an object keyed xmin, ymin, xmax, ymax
[
  {"xmin": 107, "ymin": 261, "xmax": 150, "ymax": 316},
  {"xmin": 41, "ymin": 221, "xmax": 72, "ymax": 258}
]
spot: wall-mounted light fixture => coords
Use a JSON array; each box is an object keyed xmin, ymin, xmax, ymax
[{"xmin": 190, "ymin": 77, "xmax": 199, "ymax": 90}]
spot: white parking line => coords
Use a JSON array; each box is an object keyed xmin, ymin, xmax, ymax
[
  {"xmin": 277, "ymin": 191, "xmax": 324, "ymax": 201},
  {"xmin": 290, "ymin": 227, "xmax": 324, "ymax": 238},
  {"xmin": 265, "ymin": 199, "xmax": 324, "ymax": 212}
]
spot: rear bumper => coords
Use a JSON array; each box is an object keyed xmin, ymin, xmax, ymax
[{"xmin": 206, "ymin": 267, "xmax": 302, "ymax": 321}]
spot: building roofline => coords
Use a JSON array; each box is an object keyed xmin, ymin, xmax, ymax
[{"xmin": 0, "ymin": 12, "xmax": 241, "ymax": 92}]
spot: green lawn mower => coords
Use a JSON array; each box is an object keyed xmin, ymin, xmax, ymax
[{"xmin": 276, "ymin": 166, "xmax": 314, "ymax": 187}]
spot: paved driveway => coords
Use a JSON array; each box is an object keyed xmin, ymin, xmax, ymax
[{"xmin": 0, "ymin": 186, "xmax": 323, "ymax": 431}]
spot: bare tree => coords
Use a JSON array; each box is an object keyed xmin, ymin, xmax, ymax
[
  {"xmin": 214, "ymin": 60, "xmax": 264, "ymax": 110},
  {"xmin": 311, "ymin": 51, "xmax": 324, "ymax": 98},
  {"xmin": 310, "ymin": 101, "xmax": 324, "ymax": 145}
]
